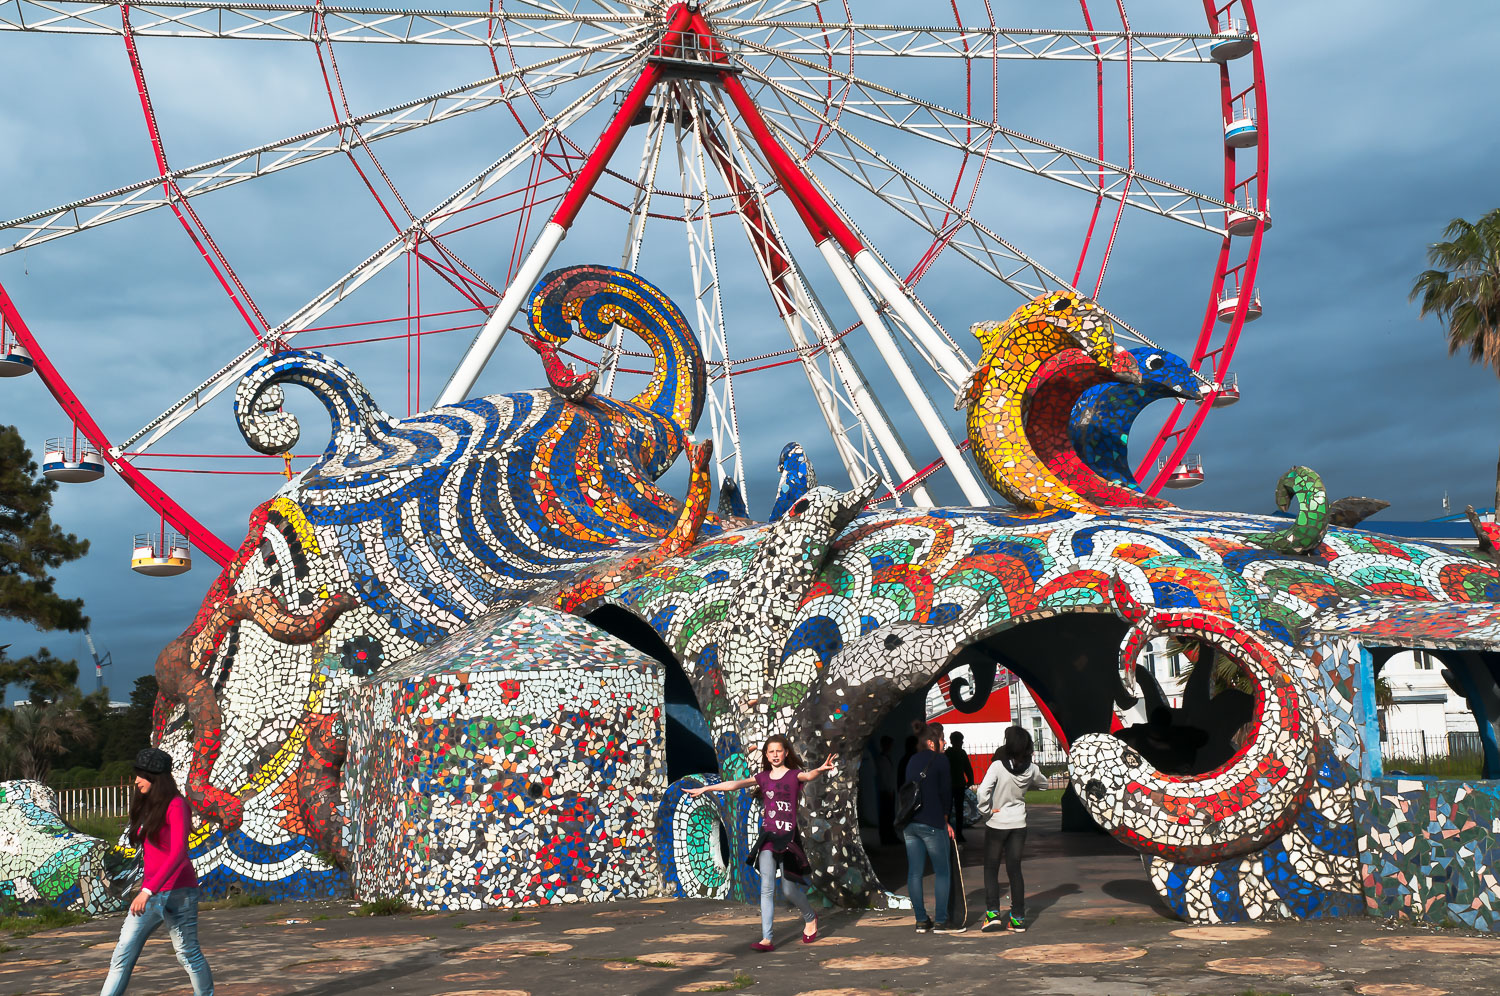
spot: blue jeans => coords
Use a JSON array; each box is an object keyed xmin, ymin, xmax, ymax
[
  {"xmin": 100, "ymin": 889, "xmax": 214, "ymax": 996},
  {"xmin": 903, "ymin": 821, "xmax": 950, "ymax": 925},
  {"xmin": 757, "ymin": 848, "xmax": 816, "ymax": 941}
]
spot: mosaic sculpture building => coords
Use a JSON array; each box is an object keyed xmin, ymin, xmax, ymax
[{"xmin": 5, "ymin": 266, "xmax": 1500, "ymax": 931}]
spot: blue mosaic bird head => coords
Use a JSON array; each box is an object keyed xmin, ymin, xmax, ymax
[{"xmin": 1131, "ymin": 348, "xmax": 1201, "ymax": 403}]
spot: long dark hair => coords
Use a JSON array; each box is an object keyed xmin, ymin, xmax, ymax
[
  {"xmin": 996, "ymin": 726, "xmax": 1035, "ymax": 774},
  {"xmin": 128, "ymin": 768, "xmax": 183, "ymax": 845},
  {"xmin": 753, "ymin": 735, "xmax": 804, "ymax": 802}
]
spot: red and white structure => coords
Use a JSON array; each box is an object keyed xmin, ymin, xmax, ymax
[{"xmin": 0, "ymin": 0, "xmax": 1269, "ymax": 572}]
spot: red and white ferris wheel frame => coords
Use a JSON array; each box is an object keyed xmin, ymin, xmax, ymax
[
  {"xmin": 0, "ymin": 0, "xmax": 1267, "ymax": 565},
  {"xmin": 1136, "ymin": 0, "xmax": 1267, "ymax": 494}
]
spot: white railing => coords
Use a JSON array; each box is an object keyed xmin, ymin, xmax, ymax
[{"xmin": 52, "ymin": 781, "xmax": 132, "ymax": 821}]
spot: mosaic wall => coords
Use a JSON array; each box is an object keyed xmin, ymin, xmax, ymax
[
  {"xmin": 17, "ymin": 273, "xmax": 1500, "ymax": 929},
  {"xmin": 0, "ymin": 781, "xmax": 134, "ymax": 914},
  {"xmin": 343, "ymin": 605, "xmax": 666, "ymax": 909},
  {"xmin": 1356, "ymin": 779, "xmax": 1500, "ymax": 931}
]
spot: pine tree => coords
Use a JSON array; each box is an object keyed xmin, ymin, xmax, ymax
[
  {"xmin": 0, "ymin": 424, "xmax": 89, "ymax": 633},
  {"xmin": 0, "ymin": 424, "xmax": 93, "ymax": 781}
]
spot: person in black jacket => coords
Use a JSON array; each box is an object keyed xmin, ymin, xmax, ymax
[
  {"xmin": 944, "ymin": 732, "xmax": 975, "ymax": 843},
  {"xmin": 902, "ymin": 724, "xmax": 962, "ymax": 933}
]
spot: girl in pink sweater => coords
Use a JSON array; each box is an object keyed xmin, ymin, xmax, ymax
[{"xmin": 100, "ymin": 747, "xmax": 214, "ymax": 996}]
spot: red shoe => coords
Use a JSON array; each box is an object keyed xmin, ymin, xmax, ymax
[
  {"xmin": 801, "ymin": 922, "xmax": 819, "ymax": 944},
  {"xmin": 751, "ymin": 940, "xmax": 774, "ymax": 952}
]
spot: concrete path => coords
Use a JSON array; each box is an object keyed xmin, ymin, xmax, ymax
[{"xmin": 4, "ymin": 807, "xmax": 1493, "ymax": 996}]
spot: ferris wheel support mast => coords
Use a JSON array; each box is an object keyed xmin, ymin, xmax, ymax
[
  {"xmin": 703, "ymin": 29, "xmax": 984, "ymax": 503},
  {"xmin": 696, "ymin": 95, "xmax": 884, "ymax": 493}
]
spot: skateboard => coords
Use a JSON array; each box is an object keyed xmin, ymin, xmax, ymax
[{"xmin": 946, "ymin": 832, "xmax": 968, "ymax": 927}]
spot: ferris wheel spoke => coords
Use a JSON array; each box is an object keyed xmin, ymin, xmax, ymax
[
  {"xmin": 705, "ymin": 0, "xmax": 828, "ymax": 22},
  {"xmin": 750, "ymin": 70, "xmax": 1205, "ymax": 378},
  {"xmin": 0, "ymin": 0, "xmax": 650, "ymax": 45},
  {"xmin": 716, "ymin": 19, "xmax": 1233, "ymax": 64},
  {"xmin": 119, "ymin": 57, "xmax": 641, "ymax": 457},
  {"xmin": 0, "ymin": 38, "xmax": 644, "ymax": 254},
  {"xmin": 739, "ymin": 40, "xmax": 1252, "ymax": 234},
  {"xmin": 698, "ymin": 84, "xmax": 920, "ymax": 501}
]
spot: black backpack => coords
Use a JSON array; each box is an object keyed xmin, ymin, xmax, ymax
[{"xmin": 894, "ymin": 754, "xmax": 932, "ymax": 829}]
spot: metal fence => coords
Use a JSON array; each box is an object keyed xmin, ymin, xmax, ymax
[
  {"xmin": 1381, "ymin": 729, "xmax": 1484, "ymax": 763},
  {"xmin": 965, "ymin": 743, "xmax": 1071, "ymax": 788},
  {"xmin": 51, "ymin": 781, "xmax": 132, "ymax": 821}
]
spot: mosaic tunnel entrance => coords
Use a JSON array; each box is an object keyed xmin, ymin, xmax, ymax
[
  {"xmin": 859, "ymin": 611, "xmax": 1175, "ymax": 914},
  {"xmin": 585, "ymin": 605, "xmax": 718, "ymax": 784}
]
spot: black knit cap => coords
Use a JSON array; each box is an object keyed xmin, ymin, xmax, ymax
[{"xmin": 134, "ymin": 747, "xmax": 172, "ymax": 775}]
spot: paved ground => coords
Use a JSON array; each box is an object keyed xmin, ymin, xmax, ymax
[{"xmin": 4, "ymin": 807, "xmax": 1495, "ymax": 996}]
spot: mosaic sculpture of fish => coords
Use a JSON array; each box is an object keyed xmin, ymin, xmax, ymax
[
  {"xmin": 957, "ymin": 290, "xmax": 1153, "ymax": 513},
  {"xmin": 1023, "ymin": 344, "xmax": 1172, "ymax": 510},
  {"xmin": 19, "ymin": 266, "xmax": 1500, "ymax": 931},
  {"xmin": 1070, "ymin": 347, "xmax": 1202, "ymax": 492}
]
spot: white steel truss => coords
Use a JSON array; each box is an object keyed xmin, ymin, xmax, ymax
[
  {"xmin": 0, "ymin": 0, "xmax": 651, "ymax": 44},
  {"xmin": 714, "ymin": 19, "xmax": 1240, "ymax": 64},
  {"xmin": 0, "ymin": 37, "xmax": 646, "ymax": 254},
  {"xmin": 601, "ymin": 98, "xmax": 670, "ymax": 398},
  {"xmin": 1, "ymin": 1, "xmax": 1243, "ymax": 68},
  {"xmin": 699, "ymin": 86, "xmax": 943, "ymax": 505},
  {"xmin": 746, "ymin": 60, "xmax": 1214, "ymax": 385},
  {"xmin": 119, "ymin": 55, "xmax": 641, "ymax": 455},
  {"xmin": 740, "ymin": 40, "xmax": 1264, "ymax": 234},
  {"xmin": 697, "ymin": 87, "xmax": 892, "ymax": 498},
  {"xmin": 676, "ymin": 85, "xmax": 744, "ymax": 500}
]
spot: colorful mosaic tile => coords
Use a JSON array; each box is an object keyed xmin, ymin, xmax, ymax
[
  {"xmin": 342, "ymin": 605, "xmax": 665, "ymax": 909},
  {"xmin": 15, "ymin": 264, "xmax": 1500, "ymax": 933},
  {"xmin": 0, "ymin": 781, "xmax": 135, "ymax": 914}
]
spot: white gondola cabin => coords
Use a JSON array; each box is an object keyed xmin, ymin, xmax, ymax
[
  {"xmin": 42, "ymin": 434, "xmax": 106, "ymax": 483},
  {"xmin": 132, "ymin": 528, "xmax": 192, "ymax": 577},
  {"xmin": 1217, "ymin": 288, "xmax": 1263, "ymax": 323},
  {"xmin": 1161, "ymin": 454, "xmax": 1205, "ymax": 489},
  {"xmin": 0, "ymin": 343, "xmax": 33, "ymax": 377},
  {"xmin": 1211, "ymin": 372, "xmax": 1241, "ymax": 408},
  {"xmin": 1209, "ymin": 17, "xmax": 1253, "ymax": 62}
]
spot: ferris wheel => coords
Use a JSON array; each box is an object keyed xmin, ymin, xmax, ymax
[{"xmin": 0, "ymin": 0, "xmax": 1269, "ymax": 575}]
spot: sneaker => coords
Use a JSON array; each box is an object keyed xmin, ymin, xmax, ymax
[
  {"xmin": 1008, "ymin": 914, "xmax": 1026, "ymax": 932},
  {"xmin": 914, "ymin": 919, "xmax": 934, "ymax": 934},
  {"xmin": 981, "ymin": 911, "xmax": 1005, "ymax": 932},
  {"xmin": 933, "ymin": 921, "xmax": 968, "ymax": 934}
]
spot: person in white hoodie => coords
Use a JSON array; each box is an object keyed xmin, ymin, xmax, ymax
[{"xmin": 975, "ymin": 726, "xmax": 1050, "ymax": 932}]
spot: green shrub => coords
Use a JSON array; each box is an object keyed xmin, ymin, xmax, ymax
[
  {"xmin": 354, "ymin": 897, "xmax": 411, "ymax": 917},
  {"xmin": 0, "ymin": 904, "xmax": 89, "ymax": 937},
  {"xmin": 52, "ymin": 766, "xmax": 99, "ymax": 789},
  {"xmin": 99, "ymin": 760, "xmax": 134, "ymax": 783},
  {"xmin": 68, "ymin": 814, "xmax": 128, "ymax": 842},
  {"xmin": 1383, "ymin": 752, "xmax": 1484, "ymax": 780}
]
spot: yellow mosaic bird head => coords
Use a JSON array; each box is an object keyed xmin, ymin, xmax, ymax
[{"xmin": 971, "ymin": 291, "xmax": 1127, "ymax": 377}]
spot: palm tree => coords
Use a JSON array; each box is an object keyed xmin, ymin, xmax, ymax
[
  {"xmin": 1411, "ymin": 209, "xmax": 1500, "ymax": 512},
  {"xmin": 0, "ymin": 700, "xmax": 96, "ymax": 782}
]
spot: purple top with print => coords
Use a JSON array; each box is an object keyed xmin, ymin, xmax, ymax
[{"xmin": 755, "ymin": 769, "xmax": 801, "ymax": 836}]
